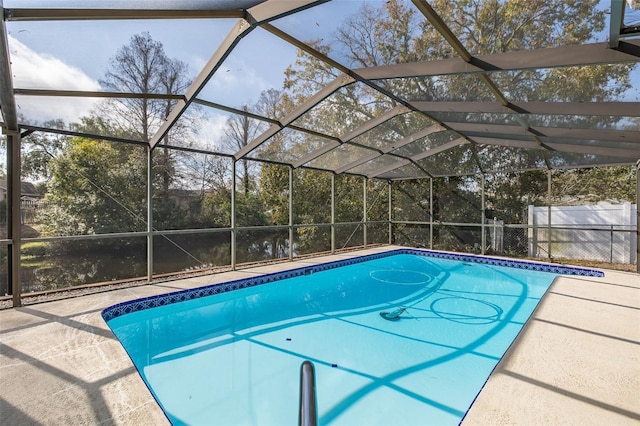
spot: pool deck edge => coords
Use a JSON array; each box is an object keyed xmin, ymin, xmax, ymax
[{"xmin": 462, "ymin": 269, "xmax": 640, "ymax": 425}]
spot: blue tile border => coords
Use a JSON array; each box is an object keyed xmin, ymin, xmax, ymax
[{"xmin": 101, "ymin": 249, "xmax": 604, "ymax": 323}]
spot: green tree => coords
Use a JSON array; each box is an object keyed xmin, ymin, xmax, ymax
[
  {"xmin": 552, "ymin": 166, "xmax": 636, "ymax": 204},
  {"xmin": 21, "ymin": 119, "xmax": 70, "ymax": 181},
  {"xmin": 38, "ymin": 137, "xmax": 146, "ymax": 236}
]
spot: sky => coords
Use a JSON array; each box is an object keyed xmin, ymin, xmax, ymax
[{"xmin": 2, "ymin": 0, "xmax": 639, "ymax": 129}]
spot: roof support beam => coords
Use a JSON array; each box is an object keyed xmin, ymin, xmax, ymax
[
  {"xmin": 445, "ymin": 122, "xmax": 640, "ymax": 144},
  {"xmin": 14, "ymin": 88, "xmax": 185, "ymax": 101},
  {"xmin": 543, "ymin": 142, "xmax": 640, "ymax": 159},
  {"xmin": 413, "ymin": 101, "xmax": 640, "ymax": 116},
  {"xmin": 410, "ymin": 0, "xmax": 471, "ymax": 62},
  {"xmin": 248, "ymin": 0, "xmax": 330, "ymax": 25},
  {"xmin": 3, "ymin": 1, "xmax": 331, "ymax": 22},
  {"xmin": 355, "ymin": 40, "xmax": 640, "ymax": 80},
  {"xmin": 470, "ymin": 136, "xmax": 541, "ymax": 150},
  {"xmin": 194, "ymin": 98, "xmax": 281, "ymax": 126},
  {"xmin": 4, "ymin": 8, "xmax": 244, "ymax": 21},
  {"xmin": 335, "ymin": 152, "xmax": 382, "ymax": 175},
  {"xmin": 19, "ymin": 124, "xmax": 149, "ymax": 146},
  {"xmin": 472, "ymin": 135, "xmax": 640, "ymax": 158},
  {"xmin": 193, "ymin": 97, "xmax": 342, "ymax": 143},
  {"xmin": 292, "ymin": 140, "xmax": 341, "ymax": 169},
  {"xmin": 387, "ymin": 124, "xmax": 447, "ymax": 151}
]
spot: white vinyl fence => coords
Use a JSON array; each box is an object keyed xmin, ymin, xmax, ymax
[{"xmin": 528, "ymin": 203, "xmax": 637, "ymax": 264}]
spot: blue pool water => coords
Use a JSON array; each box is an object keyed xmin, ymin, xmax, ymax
[{"xmin": 103, "ymin": 249, "xmax": 602, "ymax": 425}]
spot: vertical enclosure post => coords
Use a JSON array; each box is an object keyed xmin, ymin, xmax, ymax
[
  {"xmin": 231, "ymin": 159, "xmax": 236, "ymax": 270},
  {"xmin": 430, "ymin": 177, "xmax": 434, "ymax": 250},
  {"xmin": 331, "ymin": 174, "xmax": 336, "ymax": 253},
  {"xmin": 388, "ymin": 180, "xmax": 392, "ymax": 245},
  {"xmin": 481, "ymin": 174, "xmax": 486, "ymax": 255},
  {"xmin": 547, "ymin": 170, "xmax": 552, "ymax": 260},
  {"xmin": 636, "ymin": 160, "xmax": 639, "ymax": 273},
  {"xmin": 6, "ymin": 130, "xmax": 21, "ymax": 307},
  {"xmin": 289, "ymin": 166, "xmax": 294, "ymax": 261},
  {"xmin": 363, "ymin": 177, "xmax": 367, "ymax": 248},
  {"xmin": 147, "ymin": 147, "xmax": 153, "ymax": 282}
]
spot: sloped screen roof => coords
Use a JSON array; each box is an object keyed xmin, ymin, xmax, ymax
[{"xmin": 1, "ymin": 0, "xmax": 639, "ymax": 179}]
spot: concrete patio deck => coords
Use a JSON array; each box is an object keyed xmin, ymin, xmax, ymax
[{"xmin": 1, "ymin": 246, "xmax": 638, "ymax": 425}]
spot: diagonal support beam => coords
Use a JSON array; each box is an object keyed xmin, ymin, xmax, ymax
[
  {"xmin": 235, "ymin": 73, "xmax": 356, "ymax": 160},
  {"xmin": 291, "ymin": 140, "xmax": 341, "ymax": 169},
  {"xmin": 334, "ymin": 124, "xmax": 446, "ymax": 174},
  {"xmin": 149, "ymin": 18, "xmax": 253, "ymax": 148},
  {"xmin": 367, "ymin": 158, "xmax": 411, "ymax": 179},
  {"xmin": 149, "ymin": 0, "xmax": 327, "ymax": 149},
  {"xmin": 291, "ymin": 105, "xmax": 410, "ymax": 168},
  {"xmin": 248, "ymin": 0, "xmax": 330, "ymax": 24},
  {"xmin": 411, "ymin": 0, "xmax": 471, "ymax": 62},
  {"xmin": 340, "ymin": 105, "xmax": 411, "ymax": 142},
  {"xmin": 409, "ymin": 137, "xmax": 467, "ymax": 161},
  {"xmin": 335, "ymin": 151, "xmax": 382, "ymax": 175},
  {"xmin": 367, "ymin": 137, "xmax": 466, "ymax": 178},
  {"xmin": 610, "ymin": 0, "xmax": 626, "ymax": 49}
]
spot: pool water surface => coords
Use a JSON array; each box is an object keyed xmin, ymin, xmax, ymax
[{"xmin": 103, "ymin": 250, "xmax": 602, "ymax": 425}]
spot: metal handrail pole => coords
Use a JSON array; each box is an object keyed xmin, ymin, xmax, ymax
[{"xmin": 299, "ymin": 360, "xmax": 317, "ymax": 426}]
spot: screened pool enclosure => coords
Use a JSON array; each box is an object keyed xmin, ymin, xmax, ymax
[{"xmin": 1, "ymin": 0, "xmax": 639, "ymax": 308}]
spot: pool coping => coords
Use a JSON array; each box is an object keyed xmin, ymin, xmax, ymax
[{"xmin": 102, "ymin": 248, "xmax": 604, "ymax": 322}]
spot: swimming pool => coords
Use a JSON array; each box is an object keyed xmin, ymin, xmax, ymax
[{"xmin": 103, "ymin": 249, "xmax": 603, "ymax": 425}]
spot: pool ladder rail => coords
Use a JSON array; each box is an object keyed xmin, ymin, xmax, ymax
[{"xmin": 299, "ymin": 360, "xmax": 318, "ymax": 426}]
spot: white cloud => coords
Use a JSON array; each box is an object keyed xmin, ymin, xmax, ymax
[
  {"xmin": 190, "ymin": 111, "xmax": 231, "ymax": 153},
  {"xmin": 199, "ymin": 56, "xmax": 271, "ymax": 107},
  {"xmin": 8, "ymin": 35, "xmax": 101, "ymax": 124}
]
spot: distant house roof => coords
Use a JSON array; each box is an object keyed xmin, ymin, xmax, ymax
[{"xmin": 0, "ymin": 180, "xmax": 43, "ymax": 198}]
